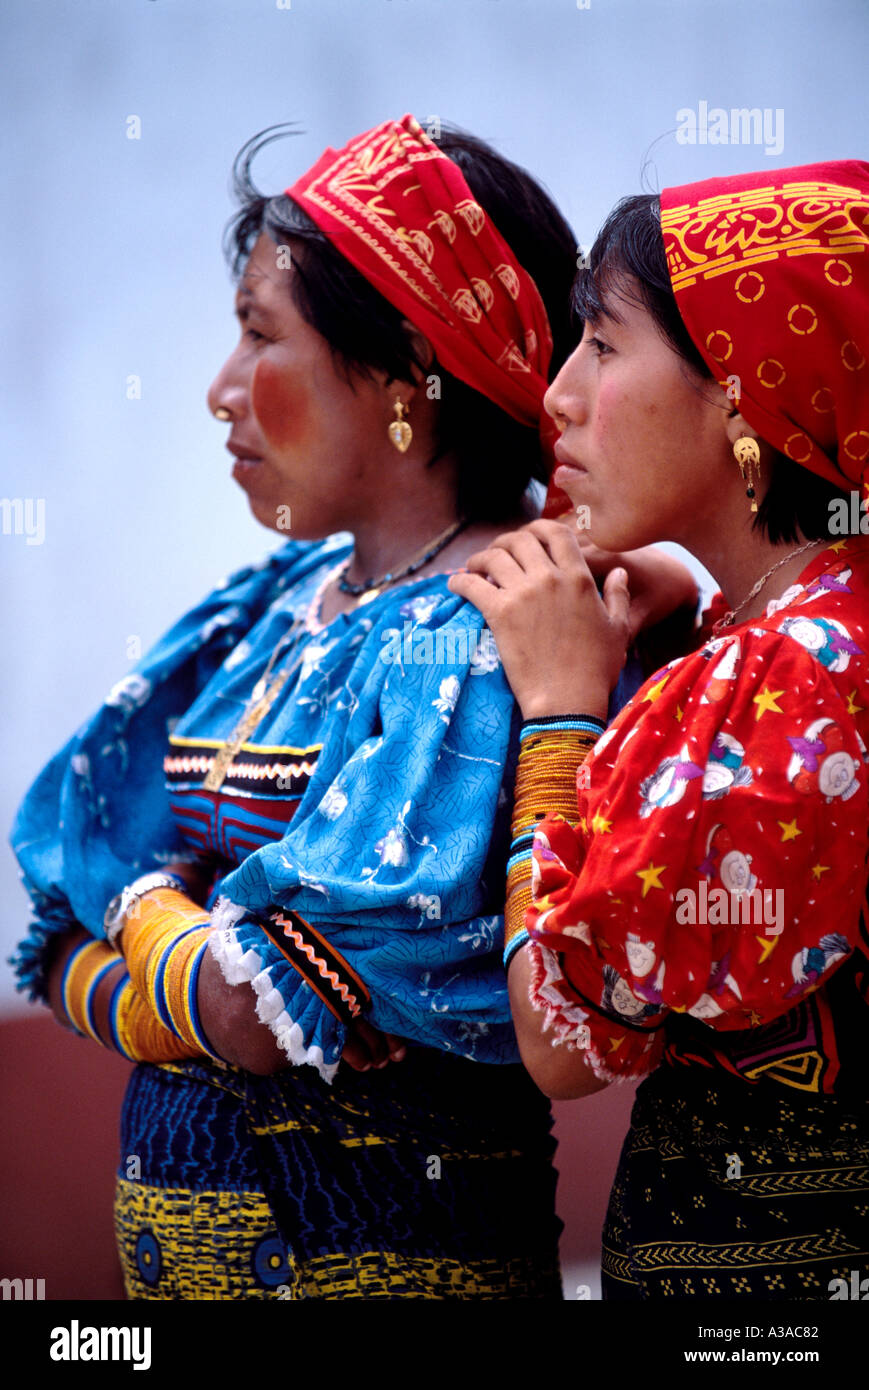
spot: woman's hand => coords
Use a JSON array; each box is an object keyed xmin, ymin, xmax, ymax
[
  {"xmin": 341, "ymin": 1021, "xmax": 407, "ymax": 1072},
  {"xmin": 448, "ymin": 519, "xmax": 632, "ymax": 720},
  {"xmin": 576, "ymin": 539, "xmax": 698, "ymax": 638}
]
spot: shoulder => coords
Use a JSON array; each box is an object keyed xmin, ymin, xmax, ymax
[
  {"xmin": 373, "ymin": 581, "xmax": 506, "ymax": 683},
  {"xmin": 753, "ymin": 545, "xmax": 869, "ymax": 689},
  {"xmin": 592, "ymin": 609, "xmax": 865, "ymax": 781}
]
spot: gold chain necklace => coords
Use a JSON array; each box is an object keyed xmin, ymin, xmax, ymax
[
  {"xmin": 712, "ymin": 539, "xmax": 825, "ymax": 635},
  {"xmin": 203, "ymin": 616, "xmax": 308, "ymax": 792}
]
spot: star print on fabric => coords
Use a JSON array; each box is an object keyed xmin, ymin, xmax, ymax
[
  {"xmin": 756, "ymin": 936, "xmax": 779, "ymax": 964},
  {"xmin": 753, "ymin": 687, "xmax": 786, "ymax": 719},
  {"xmin": 524, "ymin": 536, "xmax": 869, "ymax": 1084},
  {"xmin": 636, "ymin": 862, "xmax": 667, "ymax": 897},
  {"xmin": 643, "ymin": 675, "xmax": 670, "ymax": 703}
]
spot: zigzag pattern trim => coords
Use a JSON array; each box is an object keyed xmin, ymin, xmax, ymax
[
  {"xmin": 630, "ymin": 1229, "xmax": 860, "ymax": 1270},
  {"xmin": 272, "ymin": 913, "xmax": 362, "ymax": 1017},
  {"xmin": 165, "ymin": 754, "xmax": 317, "ymax": 781}
]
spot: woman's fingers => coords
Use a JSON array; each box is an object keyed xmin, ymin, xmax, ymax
[
  {"xmin": 340, "ymin": 1030, "xmax": 373, "ymax": 1071},
  {"xmin": 356, "ymin": 1019, "xmax": 390, "ymax": 1067},
  {"xmin": 341, "ymin": 1022, "xmax": 407, "ymax": 1071},
  {"xmin": 524, "ymin": 518, "xmax": 592, "ymax": 570},
  {"xmin": 450, "ymin": 520, "xmax": 630, "ymax": 720},
  {"xmin": 603, "ymin": 566, "xmax": 633, "ymax": 639},
  {"xmin": 462, "ymin": 545, "xmax": 526, "ymax": 587},
  {"xmin": 447, "ymin": 569, "xmax": 503, "ymax": 620},
  {"xmin": 468, "ymin": 521, "xmax": 598, "ymax": 595},
  {"xmin": 384, "ymin": 1033, "xmax": 407, "ymax": 1062}
]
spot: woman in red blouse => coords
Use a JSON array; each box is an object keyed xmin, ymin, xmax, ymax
[{"xmin": 451, "ymin": 160, "xmax": 869, "ymax": 1299}]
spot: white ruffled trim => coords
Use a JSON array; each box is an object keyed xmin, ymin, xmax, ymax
[
  {"xmin": 528, "ymin": 943, "xmax": 650, "ymax": 1085},
  {"xmin": 208, "ymin": 896, "xmax": 340, "ymax": 1084}
]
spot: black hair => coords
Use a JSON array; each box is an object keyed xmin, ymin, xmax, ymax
[
  {"xmin": 224, "ymin": 124, "xmax": 579, "ymax": 524},
  {"xmin": 573, "ymin": 193, "xmax": 849, "ymax": 545}
]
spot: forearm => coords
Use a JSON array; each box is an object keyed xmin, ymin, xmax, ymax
[
  {"xmin": 504, "ymin": 715, "xmax": 609, "ymax": 1099},
  {"xmin": 195, "ymin": 944, "xmax": 286, "ymax": 1074},
  {"xmin": 114, "ymin": 885, "xmax": 392, "ymax": 1075},
  {"xmin": 45, "ymin": 926, "xmax": 200, "ymax": 1063},
  {"xmin": 508, "ymin": 946, "xmax": 607, "ymax": 1099},
  {"xmin": 117, "ymin": 886, "xmax": 287, "ymax": 1072}
]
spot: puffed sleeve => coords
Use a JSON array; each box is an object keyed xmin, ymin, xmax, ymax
[
  {"xmin": 8, "ymin": 541, "xmax": 319, "ymax": 1000},
  {"xmin": 209, "ymin": 596, "xmax": 526, "ymax": 1081},
  {"xmin": 525, "ymin": 626, "xmax": 869, "ymax": 1082}
]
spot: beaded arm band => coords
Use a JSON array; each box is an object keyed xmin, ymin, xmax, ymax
[
  {"xmin": 117, "ymin": 888, "xmax": 223, "ymax": 1061},
  {"xmin": 60, "ymin": 937, "xmax": 200, "ymax": 1063},
  {"xmin": 504, "ymin": 715, "xmax": 605, "ymax": 969}
]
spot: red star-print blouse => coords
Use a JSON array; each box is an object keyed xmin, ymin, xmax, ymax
[{"xmin": 526, "ymin": 538, "xmax": 869, "ymax": 1087}]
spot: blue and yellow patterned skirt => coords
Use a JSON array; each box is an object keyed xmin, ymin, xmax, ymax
[{"xmin": 115, "ymin": 1048, "xmax": 562, "ymax": 1299}]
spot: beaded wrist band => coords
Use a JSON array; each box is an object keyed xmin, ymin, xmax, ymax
[
  {"xmin": 118, "ymin": 887, "xmax": 222, "ymax": 1060},
  {"xmin": 109, "ymin": 973, "xmax": 201, "ymax": 1063},
  {"xmin": 259, "ymin": 907, "xmax": 371, "ymax": 1028},
  {"xmin": 62, "ymin": 939, "xmax": 122, "ymax": 1043},
  {"xmin": 60, "ymin": 937, "xmax": 200, "ymax": 1062},
  {"xmin": 504, "ymin": 715, "xmax": 604, "ymax": 969}
]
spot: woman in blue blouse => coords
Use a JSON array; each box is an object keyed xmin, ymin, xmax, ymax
[{"xmin": 11, "ymin": 117, "xmax": 696, "ymax": 1299}]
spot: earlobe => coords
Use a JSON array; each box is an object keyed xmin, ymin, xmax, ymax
[{"xmin": 724, "ymin": 410, "xmax": 759, "ymax": 449}]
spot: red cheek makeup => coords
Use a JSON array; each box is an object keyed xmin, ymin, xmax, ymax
[{"xmin": 251, "ymin": 356, "xmax": 309, "ymax": 451}]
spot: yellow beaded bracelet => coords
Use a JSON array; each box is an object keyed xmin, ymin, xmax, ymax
[
  {"xmin": 505, "ymin": 717, "xmax": 602, "ymax": 964},
  {"xmin": 119, "ymin": 888, "xmax": 221, "ymax": 1059}
]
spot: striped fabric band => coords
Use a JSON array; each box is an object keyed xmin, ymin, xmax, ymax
[
  {"xmin": 259, "ymin": 908, "xmax": 371, "ymax": 1027},
  {"xmin": 108, "ymin": 970, "xmax": 202, "ymax": 1063},
  {"xmin": 59, "ymin": 935, "xmax": 200, "ymax": 1063}
]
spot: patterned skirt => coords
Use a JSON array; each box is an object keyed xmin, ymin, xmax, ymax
[
  {"xmin": 115, "ymin": 1047, "xmax": 562, "ymax": 1300},
  {"xmin": 601, "ymin": 1063, "xmax": 869, "ymax": 1300}
]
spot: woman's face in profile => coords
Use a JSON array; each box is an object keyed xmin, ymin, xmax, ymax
[
  {"xmin": 207, "ymin": 233, "xmax": 390, "ymax": 536},
  {"xmin": 544, "ymin": 274, "xmax": 732, "ymax": 553}
]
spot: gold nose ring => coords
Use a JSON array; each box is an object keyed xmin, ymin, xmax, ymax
[{"xmin": 214, "ymin": 407, "xmax": 231, "ymax": 421}]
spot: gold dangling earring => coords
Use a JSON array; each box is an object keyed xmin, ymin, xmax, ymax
[
  {"xmin": 388, "ymin": 398, "xmax": 412, "ymax": 454},
  {"xmin": 733, "ymin": 436, "xmax": 760, "ymax": 512}
]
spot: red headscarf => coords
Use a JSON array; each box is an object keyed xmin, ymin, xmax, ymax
[
  {"xmin": 661, "ymin": 161, "xmax": 869, "ymax": 493},
  {"xmin": 287, "ymin": 114, "xmax": 561, "ymax": 493}
]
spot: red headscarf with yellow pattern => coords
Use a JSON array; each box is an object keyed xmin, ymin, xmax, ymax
[
  {"xmin": 287, "ymin": 114, "xmax": 560, "ymax": 485},
  {"xmin": 661, "ymin": 161, "xmax": 869, "ymax": 495}
]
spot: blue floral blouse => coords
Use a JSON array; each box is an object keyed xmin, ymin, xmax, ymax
[{"xmin": 10, "ymin": 535, "xmax": 642, "ymax": 1081}]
